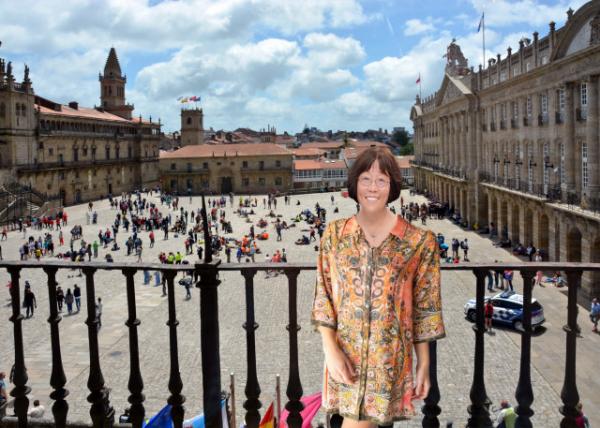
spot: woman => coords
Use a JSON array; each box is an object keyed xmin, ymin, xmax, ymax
[
  {"xmin": 312, "ymin": 147, "xmax": 445, "ymax": 427},
  {"xmin": 65, "ymin": 288, "xmax": 74, "ymax": 314}
]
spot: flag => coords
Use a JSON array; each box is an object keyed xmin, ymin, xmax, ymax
[
  {"xmin": 190, "ymin": 95, "xmax": 201, "ymax": 102},
  {"xmin": 416, "ymin": 73, "xmax": 421, "ymax": 85},
  {"xmin": 183, "ymin": 400, "xmax": 229, "ymax": 428},
  {"xmin": 278, "ymin": 392, "xmax": 322, "ymax": 428},
  {"xmin": 177, "ymin": 96, "xmax": 183, "ymax": 101},
  {"xmin": 181, "ymin": 97, "xmax": 189, "ymax": 104},
  {"xmin": 477, "ymin": 12, "xmax": 484, "ymax": 33},
  {"xmin": 143, "ymin": 404, "xmax": 172, "ymax": 428},
  {"xmin": 259, "ymin": 403, "xmax": 274, "ymax": 428}
]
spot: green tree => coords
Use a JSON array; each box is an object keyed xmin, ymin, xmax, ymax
[
  {"xmin": 399, "ymin": 143, "xmax": 414, "ymax": 155},
  {"xmin": 392, "ymin": 129, "xmax": 410, "ymax": 146}
]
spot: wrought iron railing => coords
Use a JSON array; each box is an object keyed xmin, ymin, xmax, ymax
[{"xmin": 2, "ymin": 260, "xmax": 598, "ymax": 428}]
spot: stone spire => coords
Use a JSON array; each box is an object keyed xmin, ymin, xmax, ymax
[{"xmin": 103, "ymin": 47, "xmax": 122, "ymax": 78}]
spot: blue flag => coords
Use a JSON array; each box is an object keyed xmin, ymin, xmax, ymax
[
  {"xmin": 143, "ymin": 404, "xmax": 173, "ymax": 428},
  {"xmin": 477, "ymin": 12, "xmax": 484, "ymax": 33}
]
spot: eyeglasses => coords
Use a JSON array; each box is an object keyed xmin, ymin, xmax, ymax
[{"xmin": 358, "ymin": 176, "xmax": 390, "ymax": 189}]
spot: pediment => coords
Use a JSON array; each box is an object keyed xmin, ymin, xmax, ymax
[
  {"xmin": 435, "ymin": 73, "xmax": 473, "ymax": 107},
  {"xmin": 552, "ymin": 2, "xmax": 600, "ymax": 61}
]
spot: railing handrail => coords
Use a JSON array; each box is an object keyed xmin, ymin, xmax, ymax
[
  {"xmin": 1, "ymin": 260, "xmax": 599, "ymax": 271},
  {"xmin": 3, "ymin": 259, "xmax": 595, "ymax": 428}
]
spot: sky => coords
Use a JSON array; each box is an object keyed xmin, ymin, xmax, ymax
[{"xmin": 0, "ymin": 0, "xmax": 589, "ymax": 134}]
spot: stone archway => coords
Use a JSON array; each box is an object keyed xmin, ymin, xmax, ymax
[
  {"xmin": 500, "ymin": 199, "xmax": 508, "ymax": 239},
  {"xmin": 510, "ymin": 203, "xmax": 520, "ymax": 244},
  {"xmin": 538, "ymin": 213, "xmax": 550, "ymax": 259},
  {"xmin": 591, "ymin": 237, "xmax": 600, "ymax": 294},
  {"xmin": 524, "ymin": 208, "xmax": 533, "ymax": 246},
  {"xmin": 567, "ymin": 226, "xmax": 582, "ymax": 262}
]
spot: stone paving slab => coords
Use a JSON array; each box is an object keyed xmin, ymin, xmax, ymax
[{"xmin": 0, "ymin": 190, "xmax": 597, "ymax": 427}]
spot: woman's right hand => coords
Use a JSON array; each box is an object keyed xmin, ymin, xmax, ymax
[{"xmin": 324, "ymin": 345, "xmax": 357, "ymax": 385}]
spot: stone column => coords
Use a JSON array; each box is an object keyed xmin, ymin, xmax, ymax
[
  {"xmin": 586, "ymin": 75, "xmax": 599, "ymax": 208},
  {"xmin": 455, "ymin": 113, "xmax": 461, "ymax": 173},
  {"xmin": 563, "ymin": 81, "xmax": 576, "ymax": 201},
  {"xmin": 449, "ymin": 116, "xmax": 455, "ymax": 172}
]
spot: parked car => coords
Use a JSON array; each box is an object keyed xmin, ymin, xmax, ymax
[{"xmin": 464, "ymin": 291, "xmax": 545, "ymax": 331}]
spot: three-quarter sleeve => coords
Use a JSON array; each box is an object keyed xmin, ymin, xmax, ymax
[
  {"xmin": 311, "ymin": 222, "xmax": 337, "ymax": 330},
  {"xmin": 412, "ymin": 231, "xmax": 446, "ymax": 343}
]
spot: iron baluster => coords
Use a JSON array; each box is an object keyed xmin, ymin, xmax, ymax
[
  {"xmin": 122, "ymin": 268, "xmax": 145, "ymax": 428},
  {"xmin": 7, "ymin": 266, "xmax": 31, "ymax": 427},
  {"xmin": 43, "ymin": 266, "xmax": 69, "ymax": 427},
  {"xmin": 421, "ymin": 340, "xmax": 441, "ymax": 428},
  {"xmin": 83, "ymin": 267, "xmax": 114, "ymax": 426},
  {"xmin": 515, "ymin": 270, "xmax": 535, "ymax": 427},
  {"xmin": 560, "ymin": 271, "xmax": 582, "ymax": 428},
  {"xmin": 467, "ymin": 269, "xmax": 492, "ymax": 427},
  {"xmin": 197, "ymin": 261, "xmax": 223, "ymax": 428},
  {"xmin": 164, "ymin": 269, "xmax": 185, "ymax": 428},
  {"xmin": 241, "ymin": 268, "xmax": 261, "ymax": 428},
  {"xmin": 284, "ymin": 268, "xmax": 304, "ymax": 428}
]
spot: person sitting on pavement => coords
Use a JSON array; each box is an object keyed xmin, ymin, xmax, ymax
[{"xmin": 495, "ymin": 400, "xmax": 516, "ymax": 428}]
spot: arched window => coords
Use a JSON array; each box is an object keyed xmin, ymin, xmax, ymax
[
  {"xmin": 187, "ymin": 117, "xmax": 192, "ymax": 125},
  {"xmin": 105, "ymin": 145, "xmax": 110, "ymax": 160}
]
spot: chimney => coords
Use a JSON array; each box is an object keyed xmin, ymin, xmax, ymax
[{"xmin": 68, "ymin": 101, "xmax": 79, "ymax": 110}]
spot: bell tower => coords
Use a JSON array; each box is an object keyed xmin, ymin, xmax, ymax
[
  {"xmin": 99, "ymin": 47, "xmax": 133, "ymax": 119},
  {"xmin": 180, "ymin": 108, "xmax": 204, "ymax": 146}
]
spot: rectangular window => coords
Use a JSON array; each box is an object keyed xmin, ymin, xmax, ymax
[
  {"xmin": 543, "ymin": 143, "xmax": 549, "ymax": 194},
  {"xmin": 559, "ymin": 88, "xmax": 565, "ymax": 111},
  {"xmin": 275, "ymin": 177, "xmax": 282, "ymax": 185},
  {"xmin": 526, "ymin": 96, "xmax": 532, "ymax": 117},
  {"xmin": 581, "ymin": 83, "xmax": 588, "ymax": 107},
  {"xmin": 514, "ymin": 145, "xmax": 521, "ymax": 190},
  {"xmin": 512, "ymin": 101, "xmax": 518, "ymax": 119},
  {"xmin": 276, "ymin": 160, "xmax": 281, "ymax": 168},
  {"xmin": 203, "ymin": 162, "xmax": 208, "ymax": 169},
  {"xmin": 540, "ymin": 93, "xmax": 548, "ymax": 114},
  {"xmin": 526, "ymin": 62, "xmax": 532, "ymax": 72},
  {"xmin": 501, "ymin": 103, "xmax": 506, "ymax": 119},
  {"xmin": 259, "ymin": 161, "xmax": 264, "ymax": 170},
  {"xmin": 560, "ymin": 143, "xmax": 565, "ymax": 185},
  {"xmin": 258, "ymin": 177, "xmax": 266, "ymax": 186},
  {"xmin": 528, "ymin": 144, "xmax": 534, "ymax": 193},
  {"xmin": 582, "ymin": 143, "xmax": 589, "ymax": 190},
  {"xmin": 242, "ymin": 161, "xmax": 248, "ymax": 168},
  {"xmin": 171, "ymin": 163, "xmax": 176, "ymax": 170}
]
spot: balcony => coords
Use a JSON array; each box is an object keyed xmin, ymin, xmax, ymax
[
  {"xmin": 1, "ymin": 258, "xmax": 596, "ymax": 428},
  {"xmin": 538, "ymin": 114, "xmax": 548, "ymax": 126}
]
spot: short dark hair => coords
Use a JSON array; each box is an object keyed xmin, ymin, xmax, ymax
[{"xmin": 347, "ymin": 146, "xmax": 402, "ymax": 204}]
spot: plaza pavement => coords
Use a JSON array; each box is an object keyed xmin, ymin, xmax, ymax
[{"xmin": 0, "ymin": 190, "xmax": 598, "ymax": 427}]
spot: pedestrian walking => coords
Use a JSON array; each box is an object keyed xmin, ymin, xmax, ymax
[
  {"xmin": 56, "ymin": 286, "xmax": 65, "ymax": 312},
  {"xmin": 24, "ymin": 288, "xmax": 37, "ymax": 318},
  {"xmin": 484, "ymin": 299, "xmax": 494, "ymax": 333},
  {"xmin": 65, "ymin": 289, "xmax": 74, "ymax": 314},
  {"xmin": 590, "ymin": 298, "xmax": 600, "ymax": 333},
  {"xmin": 460, "ymin": 238, "xmax": 469, "ymax": 261},
  {"xmin": 73, "ymin": 284, "xmax": 81, "ymax": 312}
]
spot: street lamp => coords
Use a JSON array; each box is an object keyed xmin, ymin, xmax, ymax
[{"xmin": 529, "ymin": 159, "xmax": 537, "ymax": 168}]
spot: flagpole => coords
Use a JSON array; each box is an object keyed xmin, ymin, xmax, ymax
[{"xmin": 482, "ymin": 12, "xmax": 486, "ymax": 68}]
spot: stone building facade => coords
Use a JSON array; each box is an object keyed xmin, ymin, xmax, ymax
[
  {"xmin": 411, "ymin": 1, "xmax": 600, "ymax": 300},
  {"xmin": 0, "ymin": 47, "xmax": 161, "ymax": 206},
  {"xmin": 159, "ymin": 143, "xmax": 293, "ymax": 194}
]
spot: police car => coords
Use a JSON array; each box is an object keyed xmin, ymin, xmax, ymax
[{"xmin": 464, "ymin": 291, "xmax": 545, "ymax": 331}]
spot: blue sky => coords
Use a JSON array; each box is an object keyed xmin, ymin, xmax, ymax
[{"xmin": 0, "ymin": 0, "xmax": 588, "ymax": 134}]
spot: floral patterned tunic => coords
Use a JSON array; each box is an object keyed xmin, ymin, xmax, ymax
[{"xmin": 311, "ymin": 215, "xmax": 445, "ymax": 424}]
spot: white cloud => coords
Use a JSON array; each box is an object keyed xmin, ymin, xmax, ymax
[
  {"xmin": 303, "ymin": 33, "xmax": 366, "ymax": 69},
  {"xmin": 404, "ymin": 18, "xmax": 435, "ymax": 36},
  {"xmin": 469, "ymin": 0, "xmax": 588, "ymax": 28}
]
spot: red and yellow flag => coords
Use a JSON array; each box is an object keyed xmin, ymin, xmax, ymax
[{"xmin": 259, "ymin": 402, "xmax": 275, "ymax": 428}]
